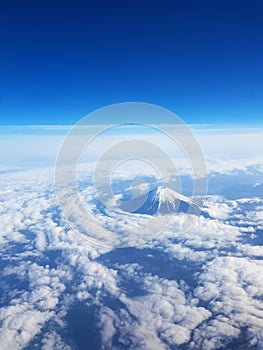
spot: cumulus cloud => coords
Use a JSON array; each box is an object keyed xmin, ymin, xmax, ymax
[
  {"xmin": 41, "ymin": 331, "xmax": 71, "ymax": 350},
  {"xmin": 118, "ymin": 274, "xmax": 211, "ymax": 349},
  {"xmin": 193, "ymin": 256, "xmax": 263, "ymax": 349},
  {"xmin": 1, "ymin": 164, "xmax": 263, "ymax": 349}
]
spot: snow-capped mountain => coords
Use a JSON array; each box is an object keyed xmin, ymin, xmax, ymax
[{"xmin": 120, "ymin": 186, "xmax": 200, "ymax": 215}]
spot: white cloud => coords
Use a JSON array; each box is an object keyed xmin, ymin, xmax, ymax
[
  {"xmin": 99, "ymin": 307, "xmax": 116, "ymax": 349},
  {"xmin": 97, "ymin": 273, "xmax": 211, "ymax": 349},
  {"xmin": 237, "ymin": 244, "xmax": 263, "ymax": 257},
  {"xmin": 202, "ymin": 196, "xmax": 238, "ymax": 220},
  {"xmin": 193, "ymin": 256, "xmax": 263, "ymax": 348},
  {"xmin": 1, "ymin": 164, "xmax": 263, "ymax": 349},
  {"xmin": 41, "ymin": 331, "xmax": 71, "ymax": 350},
  {"xmin": 1, "ymin": 124, "xmax": 263, "ymax": 175},
  {"xmin": 0, "ymin": 304, "xmax": 54, "ymax": 350}
]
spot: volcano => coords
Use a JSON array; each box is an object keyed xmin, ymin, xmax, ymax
[{"xmin": 119, "ymin": 186, "xmax": 200, "ymax": 216}]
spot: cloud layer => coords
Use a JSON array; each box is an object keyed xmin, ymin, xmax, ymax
[{"xmin": 0, "ymin": 165, "xmax": 263, "ymax": 349}]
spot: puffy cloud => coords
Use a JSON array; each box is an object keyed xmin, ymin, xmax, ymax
[
  {"xmin": 98, "ymin": 307, "xmax": 116, "ymax": 349},
  {"xmin": 0, "ymin": 304, "xmax": 54, "ymax": 350},
  {"xmin": 237, "ymin": 244, "xmax": 263, "ymax": 257},
  {"xmin": 202, "ymin": 196, "xmax": 238, "ymax": 220},
  {"xmin": 41, "ymin": 331, "xmax": 71, "ymax": 350},
  {"xmin": 97, "ymin": 273, "xmax": 211, "ymax": 349},
  {"xmin": 193, "ymin": 256, "xmax": 263, "ymax": 348},
  {"xmin": 1, "ymin": 165, "xmax": 263, "ymax": 349},
  {"xmin": 190, "ymin": 316, "xmax": 240, "ymax": 350}
]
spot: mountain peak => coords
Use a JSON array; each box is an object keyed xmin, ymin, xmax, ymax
[
  {"xmin": 156, "ymin": 186, "xmax": 191, "ymax": 206},
  {"xmin": 120, "ymin": 185, "xmax": 199, "ymax": 216}
]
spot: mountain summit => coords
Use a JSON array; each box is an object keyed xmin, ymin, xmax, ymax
[{"xmin": 120, "ymin": 186, "xmax": 200, "ymax": 216}]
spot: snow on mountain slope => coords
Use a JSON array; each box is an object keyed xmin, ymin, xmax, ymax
[{"xmin": 120, "ymin": 186, "xmax": 200, "ymax": 216}]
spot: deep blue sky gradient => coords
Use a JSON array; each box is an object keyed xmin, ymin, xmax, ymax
[{"xmin": 0, "ymin": 0, "xmax": 263, "ymax": 125}]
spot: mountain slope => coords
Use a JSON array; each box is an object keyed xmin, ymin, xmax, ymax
[{"xmin": 120, "ymin": 186, "xmax": 200, "ymax": 216}]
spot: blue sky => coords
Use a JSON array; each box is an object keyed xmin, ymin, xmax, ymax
[{"xmin": 0, "ymin": 0, "xmax": 263, "ymax": 125}]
